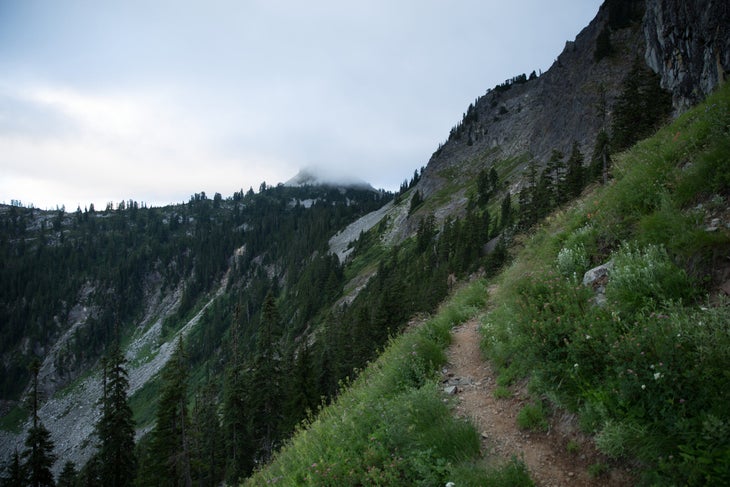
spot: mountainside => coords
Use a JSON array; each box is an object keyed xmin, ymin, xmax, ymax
[{"xmin": 1, "ymin": 0, "xmax": 728, "ymax": 484}]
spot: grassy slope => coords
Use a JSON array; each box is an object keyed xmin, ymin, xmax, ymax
[
  {"xmin": 244, "ymin": 280, "xmax": 532, "ymax": 487},
  {"xmin": 244, "ymin": 85, "xmax": 729, "ymax": 486},
  {"xmin": 481, "ymin": 84, "xmax": 730, "ymax": 485}
]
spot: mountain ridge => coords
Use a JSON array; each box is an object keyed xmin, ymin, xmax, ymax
[{"xmin": 1, "ymin": 0, "xmax": 728, "ymax": 483}]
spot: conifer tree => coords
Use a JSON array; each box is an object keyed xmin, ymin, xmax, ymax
[
  {"xmin": 148, "ymin": 337, "xmax": 192, "ymax": 487},
  {"xmin": 0, "ymin": 449, "xmax": 23, "ymax": 487},
  {"xmin": 22, "ymin": 361, "xmax": 56, "ymax": 487},
  {"xmin": 57, "ymin": 461, "xmax": 77, "ymax": 487},
  {"xmin": 222, "ymin": 305, "xmax": 254, "ymax": 482},
  {"xmin": 500, "ymin": 193, "xmax": 512, "ymax": 230},
  {"xmin": 591, "ymin": 130, "xmax": 612, "ymax": 184},
  {"xmin": 564, "ymin": 141, "xmax": 586, "ymax": 199},
  {"xmin": 189, "ymin": 381, "xmax": 223, "ymax": 487},
  {"xmin": 612, "ymin": 59, "xmax": 672, "ymax": 152},
  {"xmin": 97, "ymin": 342, "xmax": 136, "ymax": 487},
  {"xmin": 250, "ymin": 291, "xmax": 284, "ymax": 463},
  {"xmin": 546, "ymin": 149, "xmax": 566, "ymax": 206}
]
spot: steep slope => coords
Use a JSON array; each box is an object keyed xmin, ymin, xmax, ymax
[
  {"xmin": 245, "ymin": 65, "xmax": 730, "ymax": 487},
  {"xmin": 0, "ymin": 184, "xmax": 391, "ymax": 477},
  {"xmin": 2, "ymin": 0, "xmax": 728, "ymax": 483}
]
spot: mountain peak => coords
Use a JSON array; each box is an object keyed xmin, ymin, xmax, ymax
[{"xmin": 284, "ymin": 166, "xmax": 375, "ymax": 191}]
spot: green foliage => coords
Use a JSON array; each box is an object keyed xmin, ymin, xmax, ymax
[
  {"xmin": 611, "ymin": 60, "xmax": 673, "ymax": 153},
  {"xmin": 605, "ymin": 243, "xmax": 696, "ymax": 317},
  {"xmin": 97, "ymin": 344, "xmax": 137, "ymax": 487},
  {"xmin": 556, "ymin": 242, "xmax": 589, "ymax": 282},
  {"xmin": 245, "ymin": 279, "xmax": 533, "ymax": 486},
  {"xmin": 141, "ymin": 338, "xmax": 192, "ymax": 486},
  {"xmin": 566, "ymin": 440, "xmax": 580, "ymax": 454},
  {"xmin": 481, "ymin": 85, "xmax": 730, "ymax": 483},
  {"xmin": 57, "ymin": 461, "xmax": 77, "ymax": 487},
  {"xmin": 516, "ymin": 403, "xmax": 549, "ymax": 432}
]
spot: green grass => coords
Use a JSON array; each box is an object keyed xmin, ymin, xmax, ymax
[
  {"xmin": 492, "ymin": 385, "xmax": 512, "ymax": 399},
  {"xmin": 0, "ymin": 404, "xmax": 28, "ymax": 433},
  {"xmin": 516, "ymin": 403, "xmax": 548, "ymax": 432},
  {"xmin": 244, "ymin": 279, "xmax": 533, "ymax": 486},
  {"xmin": 479, "ymin": 84, "xmax": 730, "ymax": 484},
  {"xmin": 129, "ymin": 377, "xmax": 161, "ymax": 430}
]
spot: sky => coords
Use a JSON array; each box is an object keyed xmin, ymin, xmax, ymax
[{"xmin": 0, "ymin": 0, "xmax": 604, "ymax": 210}]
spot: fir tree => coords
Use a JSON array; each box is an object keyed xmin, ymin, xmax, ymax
[
  {"xmin": 147, "ymin": 337, "xmax": 192, "ymax": 487},
  {"xmin": 564, "ymin": 141, "xmax": 586, "ymax": 199},
  {"xmin": 591, "ymin": 130, "xmax": 612, "ymax": 184},
  {"xmin": 611, "ymin": 59, "xmax": 673, "ymax": 152},
  {"xmin": 500, "ymin": 193, "xmax": 512, "ymax": 230},
  {"xmin": 22, "ymin": 361, "xmax": 56, "ymax": 487},
  {"xmin": 546, "ymin": 149, "xmax": 566, "ymax": 206},
  {"xmin": 222, "ymin": 305, "xmax": 254, "ymax": 483},
  {"xmin": 408, "ymin": 190, "xmax": 423, "ymax": 215},
  {"xmin": 189, "ymin": 381, "xmax": 224, "ymax": 487},
  {"xmin": 57, "ymin": 461, "xmax": 77, "ymax": 487},
  {"xmin": 250, "ymin": 291, "xmax": 284, "ymax": 463},
  {"xmin": 97, "ymin": 342, "xmax": 136, "ymax": 487},
  {"xmin": 0, "ymin": 449, "xmax": 23, "ymax": 487}
]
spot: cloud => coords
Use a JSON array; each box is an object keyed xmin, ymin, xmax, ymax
[
  {"xmin": 0, "ymin": 1, "xmax": 605, "ymax": 209},
  {"xmin": 0, "ymin": 84, "xmax": 291, "ymax": 209}
]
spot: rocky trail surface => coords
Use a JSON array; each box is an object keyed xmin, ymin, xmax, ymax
[{"xmin": 443, "ymin": 318, "xmax": 635, "ymax": 487}]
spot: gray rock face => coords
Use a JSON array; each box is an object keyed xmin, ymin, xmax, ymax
[
  {"xmin": 644, "ymin": 0, "xmax": 730, "ymax": 112},
  {"xmin": 415, "ymin": 0, "xmax": 729, "ymax": 227},
  {"xmin": 417, "ymin": 3, "xmax": 645, "ymax": 214},
  {"xmin": 583, "ymin": 261, "xmax": 614, "ymax": 307}
]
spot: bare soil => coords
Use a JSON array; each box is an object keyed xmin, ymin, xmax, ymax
[{"xmin": 443, "ymin": 318, "xmax": 636, "ymax": 487}]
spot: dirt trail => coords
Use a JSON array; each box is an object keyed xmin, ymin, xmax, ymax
[{"xmin": 443, "ymin": 319, "xmax": 634, "ymax": 487}]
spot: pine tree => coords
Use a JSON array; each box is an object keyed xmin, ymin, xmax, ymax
[
  {"xmin": 97, "ymin": 343, "xmax": 136, "ymax": 487},
  {"xmin": 57, "ymin": 461, "xmax": 77, "ymax": 487},
  {"xmin": 148, "ymin": 337, "xmax": 192, "ymax": 487},
  {"xmin": 500, "ymin": 193, "xmax": 512, "ymax": 230},
  {"xmin": 0, "ymin": 449, "xmax": 23, "ymax": 487},
  {"xmin": 564, "ymin": 141, "xmax": 586, "ymax": 199},
  {"xmin": 22, "ymin": 361, "xmax": 56, "ymax": 487},
  {"xmin": 611, "ymin": 59, "xmax": 673, "ymax": 152},
  {"xmin": 250, "ymin": 291, "xmax": 284, "ymax": 463},
  {"xmin": 547, "ymin": 149, "xmax": 566, "ymax": 206},
  {"xmin": 591, "ymin": 130, "xmax": 612, "ymax": 184},
  {"xmin": 222, "ymin": 306, "xmax": 254, "ymax": 483},
  {"xmin": 189, "ymin": 381, "xmax": 224, "ymax": 487}
]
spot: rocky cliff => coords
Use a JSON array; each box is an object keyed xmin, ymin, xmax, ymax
[
  {"xmin": 411, "ymin": 0, "xmax": 729, "ymax": 229},
  {"xmin": 644, "ymin": 0, "xmax": 730, "ymax": 112}
]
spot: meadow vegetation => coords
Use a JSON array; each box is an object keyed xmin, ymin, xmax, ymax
[
  {"xmin": 245, "ymin": 280, "xmax": 533, "ymax": 486},
  {"xmin": 480, "ymin": 84, "xmax": 730, "ymax": 485}
]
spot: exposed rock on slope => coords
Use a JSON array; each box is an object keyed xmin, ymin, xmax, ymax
[
  {"xmin": 644, "ymin": 0, "xmax": 730, "ymax": 112},
  {"xmin": 412, "ymin": 0, "xmax": 729, "ymax": 228}
]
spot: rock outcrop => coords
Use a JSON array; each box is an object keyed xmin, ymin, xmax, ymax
[{"xmin": 644, "ymin": 0, "xmax": 730, "ymax": 112}]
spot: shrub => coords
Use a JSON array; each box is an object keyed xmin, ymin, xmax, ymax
[
  {"xmin": 556, "ymin": 242, "xmax": 589, "ymax": 282},
  {"xmin": 516, "ymin": 402, "xmax": 549, "ymax": 431},
  {"xmin": 605, "ymin": 243, "xmax": 695, "ymax": 316}
]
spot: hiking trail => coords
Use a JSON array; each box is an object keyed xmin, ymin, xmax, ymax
[{"xmin": 443, "ymin": 317, "xmax": 635, "ymax": 487}]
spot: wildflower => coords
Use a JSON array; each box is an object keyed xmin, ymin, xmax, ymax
[
  {"xmin": 585, "ymin": 334, "xmax": 591, "ymax": 340},
  {"xmin": 573, "ymin": 363, "xmax": 579, "ymax": 368},
  {"xmin": 641, "ymin": 384, "xmax": 646, "ymax": 390},
  {"xmin": 654, "ymin": 372, "xmax": 662, "ymax": 380}
]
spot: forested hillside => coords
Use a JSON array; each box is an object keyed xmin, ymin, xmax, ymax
[{"xmin": 1, "ymin": 0, "xmax": 728, "ymax": 485}]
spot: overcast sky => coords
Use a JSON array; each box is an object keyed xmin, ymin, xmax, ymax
[{"xmin": 0, "ymin": 0, "xmax": 603, "ymax": 210}]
